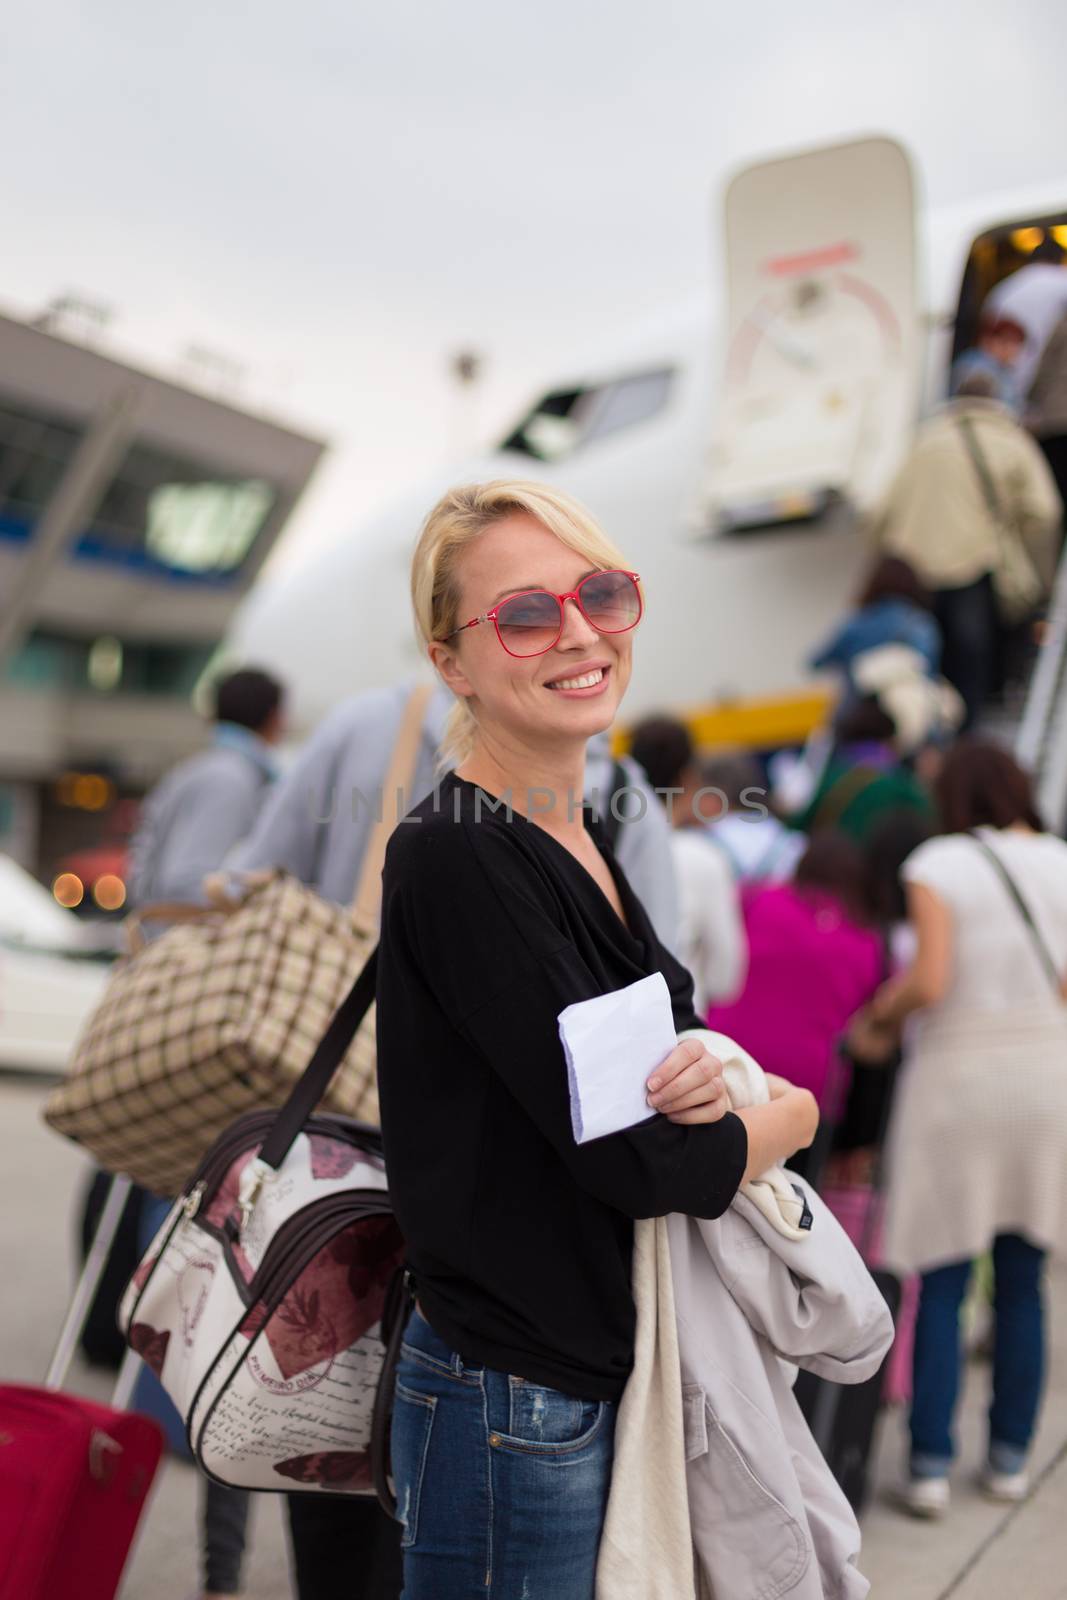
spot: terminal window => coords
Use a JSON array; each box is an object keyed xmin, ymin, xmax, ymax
[
  {"xmin": 4, "ymin": 630, "xmax": 215, "ymax": 697},
  {"xmin": 0, "ymin": 391, "xmax": 277, "ymax": 580},
  {"xmin": 83, "ymin": 444, "xmax": 277, "ymax": 577},
  {"xmin": 0, "ymin": 397, "xmax": 83, "ymax": 538}
]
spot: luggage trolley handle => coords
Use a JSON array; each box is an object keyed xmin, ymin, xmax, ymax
[{"xmin": 45, "ymin": 1173, "xmax": 135, "ymax": 1393}]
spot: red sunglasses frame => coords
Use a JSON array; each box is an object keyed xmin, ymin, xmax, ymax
[{"xmin": 439, "ymin": 569, "xmax": 643, "ymax": 659}]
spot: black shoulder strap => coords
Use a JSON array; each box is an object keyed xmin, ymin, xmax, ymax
[
  {"xmin": 600, "ymin": 759, "xmax": 630, "ymax": 852},
  {"xmin": 969, "ymin": 833, "xmax": 1061, "ymax": 994},
  {"xmin": 256, "ymin": 948, "xmax": 379, "ymax": 1172},
  {"xmin": 956, "ymin": 413, "xmax": 1002, "ymax": 520}
]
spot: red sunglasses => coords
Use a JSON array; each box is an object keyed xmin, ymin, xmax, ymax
[{"xmin": 439, "ymin": 569, "xmax": 643, "ymax": 659}]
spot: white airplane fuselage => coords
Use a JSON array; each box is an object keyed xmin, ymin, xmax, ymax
[{"xmin": 227, "ymin": 150, "xmax": 1067, "ymax": 739}]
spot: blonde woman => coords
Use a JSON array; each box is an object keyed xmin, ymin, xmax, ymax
[{"xmin": 375, "ymin": 481, "xmax": 818, "ymax": 1598}]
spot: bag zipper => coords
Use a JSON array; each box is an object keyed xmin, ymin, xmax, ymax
[
  {"xmin": 244, "ymin": 1191, "xmax": 396, "ymax": 1311},
  {"xmin": 184, "ymin": 1112, "xmax": 385, "ymax": 1217}
]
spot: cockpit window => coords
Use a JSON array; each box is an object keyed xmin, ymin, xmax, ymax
[{"xmin": 502, "ymin": 368, "xmax": 674, "ymax": 462}]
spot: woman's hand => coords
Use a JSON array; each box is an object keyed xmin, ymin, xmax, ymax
[
  {"xmin": 846, "ymin": 1004, "xmax": 900, "ymax": 1064},
  {"xmin": 646, "ymin": 1039, "xmax": 729, "ymax": 1125}
]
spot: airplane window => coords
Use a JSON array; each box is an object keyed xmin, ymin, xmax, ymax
[
  {"xmin": 502, "ymin": 369, "xmax": 674, "ymax": 462},
  {"xmin": 502, "ymin": 388, "xmax": 586, "ymax": 462},
  {"xmin": 582, "ymin": 369, "xmax": 674, "ymax": 446}
]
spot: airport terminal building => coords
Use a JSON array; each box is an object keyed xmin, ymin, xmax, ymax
[{"xmin": 0, "ymin": 308, "xmax": 325, "ymax": 903}]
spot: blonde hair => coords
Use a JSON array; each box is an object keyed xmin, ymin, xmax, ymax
[{"xmin": 411, "ymin": 479, "xmax": 630, "ymax": 768}]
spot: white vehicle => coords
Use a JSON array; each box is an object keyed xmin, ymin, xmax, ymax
[
  {"xmin": 0, "ymin": 855, "xmax": 110, "ymax": 1074},
  {"xmin": 227, "ymin": 137, "xmax": 1067, "ymax": 744}
]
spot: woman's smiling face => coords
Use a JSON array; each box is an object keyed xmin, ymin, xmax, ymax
[{"xmin": 430, "ymin": 512, "xmax": 637, "ymax": 750}]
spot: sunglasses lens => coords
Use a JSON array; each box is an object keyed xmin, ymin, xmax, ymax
[
  {"xmin": 496, "ymin": 591, "xmax": 563, "ymax": 655},
  {"xmin": 580, "ymin": 571, "xmax": 642, "ymax": 633}
]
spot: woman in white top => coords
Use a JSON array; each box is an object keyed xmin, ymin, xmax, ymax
[{"xmin": 855, "ymin": 739, "xmax": 1067, "ymax": 1518}]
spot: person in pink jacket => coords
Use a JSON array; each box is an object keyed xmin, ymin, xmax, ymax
[{"xmin": 705, "ymin": 832, "xmax": 884, "ymax": 1176}]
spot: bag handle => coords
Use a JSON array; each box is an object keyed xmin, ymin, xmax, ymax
[
  {"xmin": 124, "ymin": 902, "xmax": 222, "ymax": 955},
  {"xmin": 969, "ymin": 832, "xmax": 1062, "ymax": 994},
  {"xmin": 351, "ymin": 683, "xmax": 435, "ymax": 931},
  {"xmin": 237, "ymin": 686, "xmax": 435, "ymax": 1198},
  {"xmin": 252, "ymin": 947, "xmax": 380, "ymax": 1181},
  {"xmin": 125, "ymin": 871, "xmax": 277, "ymax": 954}
]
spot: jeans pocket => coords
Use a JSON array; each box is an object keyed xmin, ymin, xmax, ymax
[
  {"xmin": 391, "ymin": 1380, "xmax": 437, "ymax": 1550},
  {"xmin": 497, "ymin": 1377, "xmax": 606, "ymax": 1454}
]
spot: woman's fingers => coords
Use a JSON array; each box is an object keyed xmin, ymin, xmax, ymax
[
  {"xmin": 648, "ymin": 1053, "xmax": 726, "ymax": 1115},
  {"xmin": 647, "ymin": 1038, "xmax": 714, "ymax": 1097}
]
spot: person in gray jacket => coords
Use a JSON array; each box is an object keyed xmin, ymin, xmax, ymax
[
  {"xmin": 224, "ymin": 674, "xmax": 681, "ymax": 1600},
  {"xmin": 128, "ymin": 668, "xmax": 286, "ymax": 907}
]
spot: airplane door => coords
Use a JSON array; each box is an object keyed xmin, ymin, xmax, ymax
[{"xmin": 705, "ymin": 136, "xmax": 920, "ymax": 531}]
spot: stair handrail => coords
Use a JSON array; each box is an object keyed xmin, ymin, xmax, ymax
[{"xmin": 1016, "ymin": 541, "xmax": 1067, "ymax": 836}]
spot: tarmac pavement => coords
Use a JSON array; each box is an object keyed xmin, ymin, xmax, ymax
[{"xmin": 3, "ymin": 1068, "xmax": 1065, "ymax": 1598}]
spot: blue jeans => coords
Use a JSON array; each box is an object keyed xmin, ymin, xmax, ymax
[
  {"xmin": 910, "ymin": 1233, "xmax": 1046, "ymax": 1478},
  {"xmin": 392, "ymin": 1309, "xmax": 616, "ymax": 1598}
]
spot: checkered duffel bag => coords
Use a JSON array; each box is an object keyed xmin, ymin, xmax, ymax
[{"xmin": 43, "ymin": 685, "xmax": 431, "ymax": 1196}]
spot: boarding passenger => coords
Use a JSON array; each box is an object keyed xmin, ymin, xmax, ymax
[
  {"xmin": 872, "ymin": 371, "xmax": 1061, "ymax": 726},
  {"xmin": 701, "ymin": 751, "xmax": 806, "ymax": 883},
  {"xmin": 828, "ymin": 810, "xmax": 937, "ymax": 1169},
  {"xmin": 810, "ymin": 555, "xmax": 941, "ymax": 722},
  {"xmin": 986, "ymin": 234, "xmax": 1067, "ymax": 397},
  {"xmin": 1026, "ymin": 310, "xmax": 1067, "ymax": 526},
  {"xmin": 225, "ymin": 663, "xmax": 680, "ymax": 1597},
  {"xmin": 790, "ymin": 697, "xmax": 935, "ymax": 843},
  {"xmin": 629, "ymin": 713, "xmax": 747, "ymax": 1009},
  {"xmin": 126, "ymin": 666, "xmax": 286, "ymax": 1600},
  {"xmin": 704, "ymin": 830, "xmax": 882, "ymax": 1181},
  {"xmin": 857, "ymin": 741, "xmax": 1067, "ymax": 1517},
  {"xmin": 949, "ymin": 313, "xmax": 1026, "ymax": 413},
  {"xmin": 375, "ymin": 479, "xmax": 817, "ymax": 1597},
  {"xmin": 128, "ymin": 668, "xmax": 285, "ymax": 906}
]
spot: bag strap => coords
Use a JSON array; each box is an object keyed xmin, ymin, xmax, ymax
[
  {"xmin": 969, "ymin": 832, "xmax": 1061, "ymax": 994},
  {"xmin": 351, "ymin": 682, "xmax": 436, "ymax": 930},
  {"xmin": 255, "ymin": 947, "xmax": 379, "ymax": 1174},
  {"xmin": 600, "ymin": 759, "xmax": 630, "ymax": 852},
  {"xmin": 812, "ymin": 764, "xmax": 880, "ymax": 832},
  {"xmin": 956, "ymin": 413, "xmax": 1002, "ymax": 521},
  {"xmin": 371, "ymin": 1265, "xmax": 416, "ymax": 1518}
]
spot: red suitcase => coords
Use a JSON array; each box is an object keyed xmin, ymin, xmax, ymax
[
  {"xmin": 0, "ymin": 1386, "xmax": 163, "ymax": 1600},
  {"xmin": 0, "ymin": 1175, "xmax": 164, "ymax": 1600}
]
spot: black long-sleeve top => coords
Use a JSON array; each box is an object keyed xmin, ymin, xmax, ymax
[{"xmin": 376, "ymin": 772, "xmax": 748, "ymax": 1400}]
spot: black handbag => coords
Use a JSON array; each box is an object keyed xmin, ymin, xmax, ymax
[{"xmin": 833, "ymin": 935, "xmax": 901, "ymax": 1158}]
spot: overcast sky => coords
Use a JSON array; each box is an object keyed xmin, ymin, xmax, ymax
[{"xmin": 4, "ymin": 0, "xmax": 1067, "ymax": 571}]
